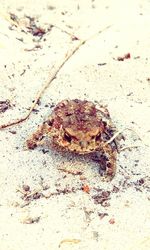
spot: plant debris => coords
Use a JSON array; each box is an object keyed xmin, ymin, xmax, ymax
[
  {"xmin": 22, "ymin": 184, "xmax": 30, "ymax": 192},
  {"xmin": 55, "ymin": 187, "xmax": 76, "ymax": 195},
  {"xmin": 82, "ymin": 184, "xmax": 90, "ymax": 193},
  {"xmin": 98, "ymin": 212, "xmax": 109, "ymax": 219},
  {"xmin": 97, "ymin": 63, "xmax": 107, "ymax": 66},
  {"xmin": 92, "ymin": 190, "xmax": 111, "ymax": 206},
  {"xmin": 0, "ymin": 100, "xmax": 11, "ymax": 113},
  {"xmin": 9, "ymin": 130, "xmax": 17, "ymax": 134},
  {"xmin": 21, "ymin": 216, "xmax": 40, "ymax": 224},
  {"xmin": 17, "ymin": 184, "xmax": 83, "ymax": 204},
  {"xmin": 112, "ymin": 185, "xmax": 120, "ymax": 193},
  {"xmin": 115, "ymin": 53, "xmax": 131, "ymax": 61},
  {"xmin": 109, "ymin": 218, "xmax": 115, "ymax": 224},
  {"xmin": 24, "ymin": 44, "xmax": 42, "ymax": 51},
  {"xmin": 9, "ymin": 12, "xmax": 19, "ymax": 24},
  {"xmin": 137, "ymin": 178, "xmax": 145, "ymax": 185},
  {"xmin": 58, "ymin": 239, "xmax": 81, "ymax": 248},
  {"xmin": 16, "ymin": 186, "xmax": 43, "ymax": 202},
  {"xmin": 0, "ymin": 25, "xmax": 111, "ymax": 129},
  {"xmin": 24, "ymin": 16, "xmax": 45, "ymax": 37},
  {"xmin": 58, "ymin": 167, "xmax": 83, "ymax": 175}
]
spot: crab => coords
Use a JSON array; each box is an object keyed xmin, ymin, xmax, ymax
[{"xmin": 26, "ymin": 99, "xmax": 118, "ymax": 181}]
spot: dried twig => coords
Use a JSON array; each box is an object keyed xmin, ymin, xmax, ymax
[
  {"xmin": 58, "ymin": 167, "xmax": 83, "ymax": 175},
  {"xmin": 17, "ymin": 187, "xmax": 42, "ymax": 199},
  {"xmin": 106, "ymin": 127, "xmax": 139, "ymax": 145},
  {"xmin": 119, "ymin": 145, "xmax": 143, "ymax": 152},
  {"xmin": 50, "ymin": 24, "xmax": 80, "ymax": 40},
  {"xmin": 105, "ymin": 127, "xmax": 145, "ymax": 144},
  {"xmin": 0, "ymin": 25, "xmax": 111, "ymax": 129},
  {"xmin": 105, "ymin": 127, "xmax": 148, "ymax": 151}
]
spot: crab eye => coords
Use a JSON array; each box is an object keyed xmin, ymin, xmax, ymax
[{"xmin": 64, "ymin": 133, "xmax": 72, "ymax": 143}]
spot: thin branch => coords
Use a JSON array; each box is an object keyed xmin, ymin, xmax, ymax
[
  {"xmin": 119, "ymin": 145, "xmax": 143, "ymax": 152},
  {"xmin": 105, "ymin": 127, "xmax": 149, "ymax": 150},
  {"xmin": 0, "ymin": 25, "xmax": 112, "ymax": 129},
  {"xmin": 105, "ymin": 127, "xmax": 143, "ymax": 145}
]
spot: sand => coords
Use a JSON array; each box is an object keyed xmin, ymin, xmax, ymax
[{"xmin": 0, "ymin": 1, "xmax": 150, "ymax": 249}]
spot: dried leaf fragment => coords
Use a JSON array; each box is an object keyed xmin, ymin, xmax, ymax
[
  {"xmin": 58, "ymin": 239, "xmax": 81, "ymax": 248},
  {"xmin": 109, "ymin": 218, "xmax": 115, "ymax": 224},
  {"xmin": 117, "ymin": 52, "xmax": 131, "ymax": 61},
  {"xmin": 21, "ymin": 216, "xmax": 40, "ymax": 224},
  {"xmin": 0, "ymin": 100, "xmax": 11, "ymax": 113},
  {"xmin": 82, "ymin": 184, "xmax": 90, "ymax": 193}
]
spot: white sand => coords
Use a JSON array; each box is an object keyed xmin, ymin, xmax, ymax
[{"xmin": 0, "ymin": 1, "xmax": 150, "ymax": 249}]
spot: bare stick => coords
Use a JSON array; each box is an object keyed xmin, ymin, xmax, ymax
[
  {"xmin": 119, "ymin": 145, "xmax": 143, "ymax": 152},
  {"xmin": 105, "ymin": 127, "xmax": 149, "ymax": 150},
  {"xmin": 0, "ymin": 25, "xmax": 111, "ymax": 129},
  {"xmin": 0, "ymin": 41, "xmax": 84, "ymax": 128},
  {"xmin": 105, "ymin": 127, "xmax": 143, "ymax": 145}
]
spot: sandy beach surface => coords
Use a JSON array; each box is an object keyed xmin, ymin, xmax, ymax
[{"xmin": 0, "ymin": 1, "xmax": 150, "ymax": 249}]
